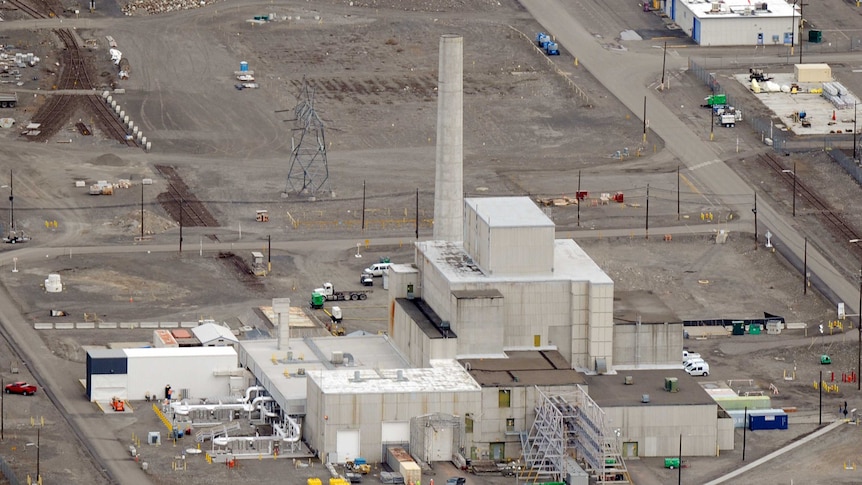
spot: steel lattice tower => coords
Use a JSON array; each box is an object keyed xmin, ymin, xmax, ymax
[{"xmin": 283, "ymin": 82, "xmax": 332, "ymax": 198}]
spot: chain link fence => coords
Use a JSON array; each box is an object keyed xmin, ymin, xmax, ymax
[{"xmin": 0, "ymin": 454, "xmax": 20, "ymax": 485}]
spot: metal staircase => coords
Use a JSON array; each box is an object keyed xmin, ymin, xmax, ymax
[{"xmin": 519, "ymin": 387, "xmax": 632, "ymax": 484}]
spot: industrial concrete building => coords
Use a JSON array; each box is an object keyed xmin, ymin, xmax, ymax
[
  {"xmin": 612, "ymin": 291, "xmax": 683, "ymax": 368},
  {"xmin": 664, "ymin": 0, "xmax": 800, "ymax": 46},
  {"xmin": 388, "ymin": 196, "xmax": 615, "ymax": 372}
]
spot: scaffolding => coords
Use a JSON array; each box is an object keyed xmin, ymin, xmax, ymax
[
  {"xmin": 520, "ymin": 387, "xmax": 631, "ymax": 485},
  {"xmin": 283, "ymin": 79, "xmax": 333, "ymax": 198}
]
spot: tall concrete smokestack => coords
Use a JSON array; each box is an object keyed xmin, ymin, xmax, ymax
[{"xmin": 433, "ymin": 34, "xmax": 464, "ymax": 242}]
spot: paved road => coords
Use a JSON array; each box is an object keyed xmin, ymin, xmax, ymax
[{"xmin": 520, "ymin": 0, "xmax": 861, "ymax": 327}]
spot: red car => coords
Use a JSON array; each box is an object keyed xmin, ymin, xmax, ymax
[{"xmin": 4, "ymin": 381, "xmax": 37, "ymax": 395}]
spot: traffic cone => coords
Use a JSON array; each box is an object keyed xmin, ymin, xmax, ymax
[{"xmin": 833, "ymin": 110, "xmax": 837, "ymax": 121}]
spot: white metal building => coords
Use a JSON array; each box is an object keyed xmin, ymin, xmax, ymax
[
  {"xmin": 86, "ymin": 346, "xmax": 239, "ymax": 402},
  {"xmin": 664, "ymin": 0, "xmax": 799, "ymax": 46},
  {"xmin": 193, "ymin": 322, "xmax": 240, "ymax": 347}
]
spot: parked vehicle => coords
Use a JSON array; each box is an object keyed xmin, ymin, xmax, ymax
[
  {"xmin": 363, "ymin": 262, "xmax": 391, "ymax": 277},
  {"xmin": 446, "ymin": 478, "xmax": 466, "ymax": 485},
  {"xmin": 310, "ymin": 283, "xmax": 371, "ymax": 309},
  {"xmin": 360, "ymin": 273, "xmax": 374, "ymax": 286},
  {"xmin": 682, "ymin": 351, "xmax": 701, "ymax": 364},
  {"xmin": 684, "ymin": 358, "xmax": 706, "ymax": 369},
  {"xmin": 686, "ymin": 362, "xmax": 710, "ymax": 377},
  {"xmin": 4, "ymin": 381, "xmax": 37, "ymax": 395}
]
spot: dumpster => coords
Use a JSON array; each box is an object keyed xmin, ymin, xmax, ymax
[
  {"xmin": 808, "ymin": 30, "xmax": 822, "ymax": 43},
  {"xmin": 749, "ymin": 324, "xmax": 761, "ymax": 335},
  {"xmin": 821, "ymin": 355, "xmax": 832, "ymax": 365},
  {"xmin": 664, "ymin": 458, "xmax": 680, "ymax": 469}
]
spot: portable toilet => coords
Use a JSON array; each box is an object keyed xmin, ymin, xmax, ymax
[{"xmin": 240, "ymin": 61, "xmax": 249, "ymax": 72}]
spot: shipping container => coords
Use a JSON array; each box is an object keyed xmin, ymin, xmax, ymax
[{"xmin": 748, "ymin": 413, "xmax": 788, "ymax": 430}]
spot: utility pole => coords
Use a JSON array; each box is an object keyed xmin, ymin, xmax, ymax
[
  {"xmin": 267, "ymin": 235, "xmax": 272, "ymax": 273},
  {"xmin": 643, "ymin": 96, "xmax": 647, "ymax": 143},
  {"xmin": 645, "ymin": 184, "xmax": 650, "ymax": 239},
  {"xmin": 854, "ymin": 101, "xmax": 858, "ymax": 161},
  {"xmin": 742, "ymin": 406, "xmax": 747, "ymax": 461},
  {"xmin": 36, "ymin": 426, "xmax": 40, "ymax": 481},
  {"xmin": 799, "ymin": 0, "xmax": 804, "ymax": 65},
  {"xmin": 361, "ymin": 180, "xmax": 366, "ymax": 232},
  {"xmin": 577, "ymin": 170, "xmax": 582, "ymax": 227},
  {"xmin": 8, "ymin": 170, "xmax": 13, "ymax": 232},
  {"xmin": 140, "ymin": 182, "xmax": 145, "ymax": 240},
  {"xmin": 752, "ymin": 193, "xmax": 758, "ymax": 251},
  {"xmin": 803, "ymin": 238, "xmax": 808, "ymax": 295},
  {"xmin": 1, "ymin": 378, "xmax": 4, "ymax": 440},
  {"xmin": 819, "ymin": 369, "xmax": 823, "ymax": 424},
  {"xmin": 677, "ymin": 434, "xmax": 682, "ymax": 485},
  {"xmin": 677, "ymin": 165, "xmax": 680, "ymax": 221}
]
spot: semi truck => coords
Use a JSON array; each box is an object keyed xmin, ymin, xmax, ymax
[
  {"xmin": 310, "ymin": 282, "xmax": 371, "ymax": 309},
  {"xmin": 0, "ymin": 93, "xmax": 17, "ymax": 108}
]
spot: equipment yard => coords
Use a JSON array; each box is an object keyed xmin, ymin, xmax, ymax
[{"xmin": 0, "ymin": 0, "xmax": 862, "ymax": 484}]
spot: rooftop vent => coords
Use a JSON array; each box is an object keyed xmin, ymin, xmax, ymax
[{"xmin": 642, "ymin": 394, "xmax": 651, "ymax": 403}]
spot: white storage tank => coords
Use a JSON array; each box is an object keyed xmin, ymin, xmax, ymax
[{"xmin": 45, "ymin": 274, "xmax": 62, "ymax": 293}]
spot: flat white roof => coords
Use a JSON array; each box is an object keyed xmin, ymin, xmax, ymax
[
  {"xmin": 465, "ymin": 197, "xmax": 554, "ymax": 228},
  {"xmin": 239, "ymin": 335, "xmax": 415, "ymax": 407},
  {"xmin": 684, "ymin": 0, "xmax": 797, "ymax": 19},
  {"xmin": 417, "ymin": 239, "xmax": 613, "ymax": 285},
  {"xmin": 307, "ymin": 359, "xmax": 481, "ymax": 394},
  {"xmin": 124, "ymin": 346, "xmax": 237, "ymax": 358}
]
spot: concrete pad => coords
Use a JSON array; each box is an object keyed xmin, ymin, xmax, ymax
[
  {"xmin": 158, "ymin": 321, "xmax": 178, "ymax": 328},
  {"xmin": 120, "ymin": 322, "xmax": 138, "ymax": 329},
  {"xmin": 76, "ymin": 322, "xmax": 96, "ymax": 329},
  {"xmin": 180, "ymin": 321, "xmax": 198, "ymax": 328},
  {"xmin": 99, "ymin": 322, "xmax": 119, "ymax": 329},
  {"xmin": 33, "ymin": 322, "xmax": 53, "ymax": 330},
  {"xmin": 140, "ymin": 322, "xmax": 159, "ymax": 329},
  {"xmin": 55, "ymin": 322, "xmax": 74, "ymax": 330}
]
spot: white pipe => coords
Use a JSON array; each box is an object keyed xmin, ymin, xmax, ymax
[
  {"xmin": 170, "ymin": 399, "xmax": 254, "ymax": 415},
  {"xmin": 243, "ymin": 385, "xmax": 266, "ymax": 403},
  {"xmin": 273, "ymin": 415, "xmax": 301, "ymax": 442}
]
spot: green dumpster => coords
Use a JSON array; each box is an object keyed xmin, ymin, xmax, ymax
[
  {"xmin": 821, "ymin": 355, "xmax": 832, "ymax": 365},
  {"xmin": 749, "ymin": 324, "xmax": 761, "ymax": 335},
  {"xmin": 732, "ymin": 322, "xmax": 745, "ymax": 335},
  {"xmin": 664, "ymin": 458, "xmax": 680, "ymax": 469},
  {"xmin": 311, "ymin": 292, "xmax": 324, "ymax": 309},
  {"xmin": 808, "ymin": 30, "xmax": 822, "ymax": 43}
]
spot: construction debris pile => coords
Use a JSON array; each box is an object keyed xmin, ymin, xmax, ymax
[{"xmin": 122, "ymin": 0, "xmax": 224, "ymax": 15}]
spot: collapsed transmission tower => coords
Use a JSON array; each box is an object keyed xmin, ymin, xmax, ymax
[{"xmin": 283, "ymin": 81, "xmax": 332, "ymax": 198}]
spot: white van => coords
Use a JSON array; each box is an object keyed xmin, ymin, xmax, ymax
[
  {"xmin": 682, "ymin": 351, "xmax": 701, "ymax": 364},
  {"xmin": 363, "ymin": 262, "xmax": 391, "ymax": 277},
  {"xmin": 686, "ymin": 362, "xmax": 710, "ymax": 377},
  {"xmin": 684, "ymin": 357, "xmax": 705, "ymax": 368}
]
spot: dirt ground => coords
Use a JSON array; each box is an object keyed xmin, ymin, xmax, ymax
[{"xmin": 0, "ymin": 0, "xmax": 862, "ymax": 484}]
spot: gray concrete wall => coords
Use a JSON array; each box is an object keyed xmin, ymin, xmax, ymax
[
  {"xmin": 612, "ymin": 322, "xmax": 683, "ymax": 367},
  {"xmin": 452, "ymin": 294, "xmax": 504, "ymax": 355},
  {"xmin": 605, "ymin": 404, "xmax": 718, "ymax": 457},
  {"xmin": 487, "ymin": 225, "xmax": 555, "ymax": 276}
]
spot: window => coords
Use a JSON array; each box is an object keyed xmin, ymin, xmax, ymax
[
  {"xmin": 506, "ymin": 418, "xmax": 515, "ymax": 432},
  {"xmin": 499, "ymin": 389, "xmax": 511, "ymax": 408},
  {"xmin": 465, "ymin": 415, "xmax": 474, "ymax": 434}
]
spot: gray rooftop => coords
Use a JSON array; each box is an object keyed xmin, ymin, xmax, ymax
[
  {"xmin": 416, "ymin": 239, "xmax": 613, "ymax": 284},
  {"xmin": 307, "ymin": 359, "xmax": 481, "ymax": 394},
  {"xmin": 461, "ymin": 350, "xmax": 587, "ymax": 387},
  {"xmin": 396, "ymin": 298, "xmax": 457, "ymax": 339},
  {"xmin": 586, "ymin": 370, "xmax": 716, "ymax": 407},
  {"xmin": 465, "ymin": 197, "xmax": 554, "ymax": 228}
]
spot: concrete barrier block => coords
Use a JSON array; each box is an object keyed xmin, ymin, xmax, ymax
[
  {"xmin": 76, "ymin": 322, "xmax": 96, "ymax": 329},
  {"xmin": 140, "ymin": 321, "xmax": 159, "ymax": 329},
  {"xmin": 180, "ymin": 321, "xmax": 199, "ymax": 328},
  {"xmin": 159, "ymin": 321, "xmax": 178, "ymax": 328},
  {"xmin": 98, "ymin": 322, "xmax": 118, "ymax": 329},
  {"xmin": 55, "ymin": 322, "xmax": 75, "ymax": 330},
  {"xmin": 120, "ymin": 322, "xmax": 138, "ymax": 329},
  {"xmin": 33, "ymin": 322, "xmax": 53, "ymax": 330}
]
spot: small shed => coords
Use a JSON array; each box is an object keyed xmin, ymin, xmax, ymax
[
  {"xmin": 192, "ymin": 322, "xmax": 239, "ymax": 347},
  {"xmin": 795, "ymin": 63, "xmax": 832, "ymax": 83}
]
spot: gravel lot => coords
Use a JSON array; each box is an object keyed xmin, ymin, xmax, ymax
[{"xmin": 0, "ymin": 0, "xmax": 861, "ymax": 483}]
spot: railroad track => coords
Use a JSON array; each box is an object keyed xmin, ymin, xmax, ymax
[
  {"xmin": 759, "ymin": 152, "xmax": 862, "ymax": 254},
  {"xmin": 18, "ymin": 22, "xmax": 137, "ymax": 146},
  {"xmin": 6, "ymin": 0, "xmax": 49, "ymax": 19},
  {"xmin": 155, "ymin": 165, "xmax": 219, "ymax": 227}
]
